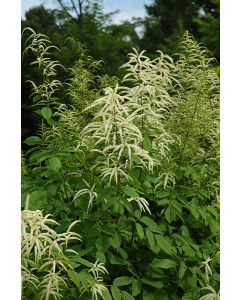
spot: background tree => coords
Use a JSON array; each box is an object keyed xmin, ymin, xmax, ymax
[
  {"xmin": 194, "ymin": 0, "xmax": 220, "ymax": 61},
  {"xmin": 140, "ymin": 0, "xmax": 219, "ymax": 61}
]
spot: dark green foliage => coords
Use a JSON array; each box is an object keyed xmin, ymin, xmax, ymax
[
  {"xmin": 140, "ymin": 0, "xmax": 219, "ymax": 62},
  {"xmin": 194, "ymin": 0, "xmax": 220, "ymax": 62}
]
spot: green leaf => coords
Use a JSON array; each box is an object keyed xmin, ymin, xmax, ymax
[
  {"xmin": 46, "ymin": 117, "xmax": 54, "ymax": 126},
  {"xmin": 96, "ymin": 236, "xmax": 103, "ymax": 251},
  {"xmin": 182, "ymin": 243, "xmax": 195, "ymax": 257},
  {"xmin": 140, "ymin": 216, "xmax": 162, "ymax": 234},
  {"xmin": 164, "ymin": 205, "xmax": 179, "ymax": 223},
  {"xmin": 48, "ymin": 157, "xmax": 61, "ymax": 172},
  {"xmin": 111, "ymin": 285, "xmax": 122, "ymax": 300},
  {"xmin": 41, "ymin": 107, "xmax": 52, "ymax": 120},
  {"xmin": 28, "ymin": 189, "xmax": 48, "ymax": 210},
  {"xmin": 113, "ymin": 276, "xmax": 133, "ymax": 287},
  {"xmin": 131, "ymin": 279, "xmax": 141, "ymax": 297},
  {"xmin": 66, "ymin": 260, "xmax": 80, "ymax": 269},
  {"xmin": 135, "ymin": 223, "xmax": 144, "ymax": 239},
  {"xmin": 199, "ymin": 189, "xmax": 210, "ymax": 199},
  {"xmin": 155, "ymin": 235, "xmax": 172, "ymax": 255},
  {"xmin": 68, "ymin": 270, "xmax": 81, "ymax": 286},
  {"xmin": 24, "ymin": 136, "xmax": 41, "ymax": 146},
  {"xmin": 188, "ymin": 205, "xmax": 199, "ymax": 220},
  {"xmin": 129, "ymin": 172, "xmax": 142, "ymax": 190},
  {"xmin": 140, "ymin": 216, "xmax": 157, "ymax": 228},
  {"xmin": 177, "ymin": 186, "xmax": 196, "ymax": 197},
  {"xmin": 29, "ymin": 150, "xmax": 51, "ymax": 164},
  {"xmin": 156, "ymin": 190, "xmax": 171, "ymax": 199},
  {"xmin": 96, "ymin": 251, "xmax": 106, "ymax": 263},
  {"xmin": 121, "ymin": 199, "xmax": 133, "ymax": 213},
  {"xmin": 146, "ymin": 229, "xmax": 156, "ymax": 249},
  {"xmin": 32, "ymin": 94, "xmax": 41, "ymax": 103},
  {"xmin": 68, "ymin": 270, "xmax": 92, "ymax": 289},
  {"xmin": 143, "ymin": 136, "xmax": 152, "ymax": 152},
  {"xmin": 151, "ymin": 258, "xmax": 176, "ymax": 269},
  {"xmin": 157, "ymin": 199, "xmax": 170, "ymax": 206},
  {"xmin": 102, "ymin": 289, "xmax": 113, "ymax": 300},
  {"xmin": 121, "ymin": 186, "xmax": 139, "ymax": 197},
  {"xmin": 141, "ymin": 278, "xmax": 163, "ymax": 289},
  {"xmin": 134, "ymin": 210, "xmax": 141, "ymax": 218},
  {"xmin": 180, "ymin": 225, "xmax": 191, "ymax": 238},
  {"xmin": 69, "ymin": 257, "xmax": 92, "ymax": 268},
  {"xmin": 109, "ymin": 233, "xmax": 121, "ymax": 249},
  {"xmin": 50, "ymin": 97, "xmax": 59, "ymax": 101},
  {"xmin": 121, "ymin": 291, "xmax": 134, "ymax": 300},
  {"xmin": 179, "ymin": 261, "xmax": 187, "ymax": 279}
]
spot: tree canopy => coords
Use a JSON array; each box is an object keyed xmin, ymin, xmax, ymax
[{"xmin": 141, "ymin": 0, "xmax": 219, "ymax": 60}]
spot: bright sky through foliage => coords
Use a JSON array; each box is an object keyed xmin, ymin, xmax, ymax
[{"xmin": 21, "ymin": 0, "xmax": 152, "ymax": 23}]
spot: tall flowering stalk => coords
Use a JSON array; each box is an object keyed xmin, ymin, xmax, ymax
[
  {"xmin": 80, "ymin": 49, "xmax": 178, "ymax": 186},
  {"xmin": 22, "ymin": 27, "xmax": 63, "ymax": 108},
  {"xmin": 81, "ymin": 83, "xmax": 155, "ymax": 185}
]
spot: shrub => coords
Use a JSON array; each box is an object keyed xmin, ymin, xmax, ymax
[{"xmin": 22, "ymin": 28, "xmax": 219, "ymax": 299}]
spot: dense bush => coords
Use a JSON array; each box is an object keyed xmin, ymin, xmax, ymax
[{"xmin": 22, "ymin": 28, "xmax": 219, "ymax": 299}]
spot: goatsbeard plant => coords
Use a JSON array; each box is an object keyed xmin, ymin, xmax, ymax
[{"xmin": 22, "ymin": 28, "xmax": 219, "ymax": 300}]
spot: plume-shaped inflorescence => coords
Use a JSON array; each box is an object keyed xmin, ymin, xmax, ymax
[
  {"xmin": 22, "ymin": 197, "xmax": 109, "ymax": 300},
  {"xmin": 80, "ymin": 48, "xmax": 178, "ymax": 185},
  {"xmin": 169, "ymin": 32, "xmax": 220, "ymax": 164},
  {"xmin": 22, "ymin": 27, "xmax": 63, "ymax": 108}
]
